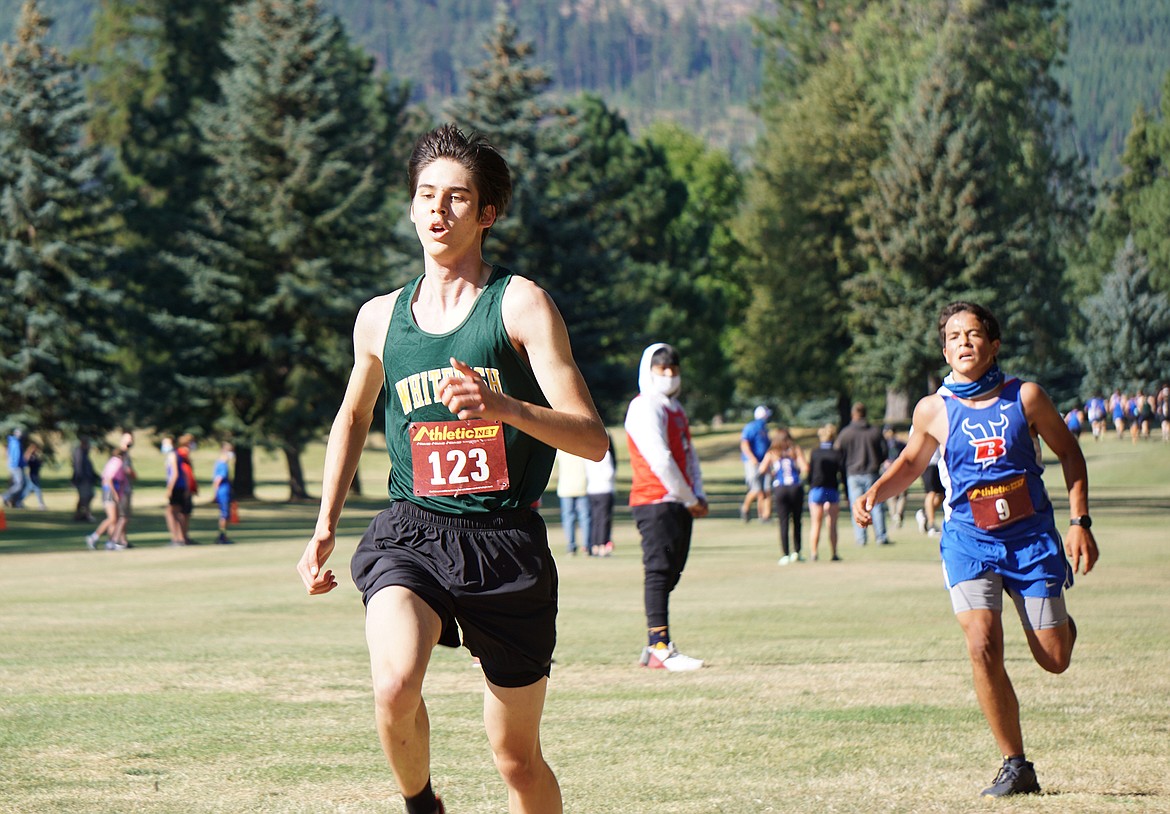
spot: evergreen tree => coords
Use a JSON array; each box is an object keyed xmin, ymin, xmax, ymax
[
  {"xmin": 1080, "ymin": 237, "xmax": 1170, "ymax": 393},
  {"xmin": 446, "ymin": 6, "xmax": 676, "ymax": 419},
  {"xmin": 640, "ymin": 121, "xmax": 746, "ymax": 420},
  {"xmin": 850, "ymin": 53, "xmax": 1006, "ymax": 398},
  {"xmin": 83, "ymin": 0, "xmax": 245, "ymax": 438},
  {"xmin": 173, "ymin": 0, "xmax": 408, "ymax": 498},
  {"xmin": 1094, "ymin": 72, "xmax": 1170, "ymax": 295},
  {"xmin": 734, "ymin": 52, "xmax": 883, "ymax": 412},
  {"xmin": 0, "ymin": 0, "xmax": 121, "ymax": 442}
]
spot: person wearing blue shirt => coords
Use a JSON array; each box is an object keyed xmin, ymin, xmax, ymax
[
  {"xmin": 212, "ymin": 442, "xmax": 236, "ymax": 545},
  {"xmin": 4, "ymin": 428, "xmax": 25, "ymax": 508},
  {"xmin": 739, "ymin": 405, "xmax": 773, "ymax": 522},
  {"xmin": 852, "ymin": 302, "xmax": 1099, "ymax": 799}
]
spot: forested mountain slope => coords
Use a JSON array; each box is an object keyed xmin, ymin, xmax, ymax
[{"xmin": 2, "ymin": 0, "xmax": 1167, "ymax": 171}]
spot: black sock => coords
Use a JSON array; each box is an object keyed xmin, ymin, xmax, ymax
[
  {"xmin": 404, "ymin": 779, "xmax": 438, "ymax": 814},
  {"xmin": 648, "ymin": 626, "xmax": 669, "ymax": 647},
  {"xmin": 1006, "ymin": 754, "xmax": 1027, "ymax": 765}
]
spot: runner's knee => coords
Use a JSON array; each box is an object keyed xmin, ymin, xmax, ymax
[{"xmin": 491, "ymin": 745, "xmax": 543, "ymax": 792}]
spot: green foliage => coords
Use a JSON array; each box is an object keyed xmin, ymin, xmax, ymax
[
  {"xmin": 0, "ymin": 0, "xmax": 122, "ymax": 442},
  {"xmin": 169, "ymin": 0, "xmax": 409, "ymax": 496},
  {"xmin": 1057, "ymin": 0, "xmax": 1170, "ymax": 178},
  {"xmin": 1079, "ymin": 237, "xmax": 1170, "ymax": 394},
  {"xmin": 735, "ymin": 49, "xmax": 883, "ymax": 408},
  {"xmin": 82, "ymin": 0, "xmax": 244, "ymax": 436},
  {"xmin": 1104, "ymin": 74, "xmax": 1170, "ymax": 295}
]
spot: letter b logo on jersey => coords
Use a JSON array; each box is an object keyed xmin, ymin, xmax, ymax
[{"xmin": 961, "ymin": 415, "xmax": 1009, "ymax": 467}]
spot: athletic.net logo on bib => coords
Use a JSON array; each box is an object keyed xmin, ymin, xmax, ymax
[{"xmin": 409, "ymin": 419, "xmax": 510, "ymax": 497}]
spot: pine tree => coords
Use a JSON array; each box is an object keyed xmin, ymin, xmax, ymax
[
  {"xmin": 734, "ymin": 52, "xmax": 883, "ymax": 412},
  {"xmin": 850, "ymin": 53, "xmax": 1004, "ymax": 396},
  {"xmin": 1097, "ymin": 72, "xmax": 1170, "ymax": 295},
  {"xmin": 0, "ymin": 0, "xmax": 121, "ymax": 442},
  {"xmin": 446, "ymin": 7, "xmax": 669, "ymax": 418},
  {"xmin": 1080, "ymin": 237, "xmax": 1170, "ymax": 393},
  {"xmin": 172, "ymin": 0, "xmax": 408, "ymax": 498},
  {"xmin": 82, "ymin": 0, "xmax": 245, "ymax": 438}
]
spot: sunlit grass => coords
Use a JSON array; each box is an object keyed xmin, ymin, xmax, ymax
[{"xmin": 1, "ymin": 431, "xmax": 1168, "ymax": 812}]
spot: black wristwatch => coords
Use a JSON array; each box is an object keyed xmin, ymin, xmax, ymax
[{"xmin": 1069, "ymin": 515, "xmax": 1092, "ymax": 529}]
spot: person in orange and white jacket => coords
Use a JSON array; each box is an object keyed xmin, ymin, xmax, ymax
[{"xmin": 624, "ymin": 343, "xmax": 708, "ymax": 672}]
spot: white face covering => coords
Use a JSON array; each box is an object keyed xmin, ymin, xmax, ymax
[
  {"xmin": 650, "ymin": 372, "xmax": 681, "ymax": 397},
  {"xmin": 161, "ymin": 442, "xmax": 174, "ymax": 454}
]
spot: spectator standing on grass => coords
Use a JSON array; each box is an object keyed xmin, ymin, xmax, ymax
[
  {"xmin": 87, "ymin": 441, "xmax": 130, "ymax": 550},
  {"xmin": 585, "ymin": 433, "xmax": 616, "ymax": 557},
  {"xmin": 71, "ymin": 436, "xmax": 97, "ymax": 522},
  {"xmin": 21, "ymin": 441, "xmax": 47, "ymax": 510},
  {"xmin": 1085, "ymin": 393, "xmax": 1107, "ymax": 441},
  {"xmin": 212, "ymin": 442, "xmax": 236, "ymax": 545},
  {"xmin": 759, "ymin": 427, "xmax": 808, "ymax": 565},
  {"xmin": 625, "ymin": 342, "xmax": 708, "ymax": 672},
  {"xmin": 854, "ymin": 301, "xmax": 1098, "ymax": 798},
  {"xmin": 296, "ymin": 124, "xmax": 607, "ymax": 814},
  {"xmin": 555, "ymin": 449, "xmax": 591, "ymax": 555},
  {"xmin": 836, "ymin": 402, "xmax": 890, "ymax": 546},
  {"xmin": 1158, "ymin": 383, "xmax": 1170, "ymax": 442},
  {"xmin": 807, "ymin": 424, "xmax": 844, "ymax": 562},
  {"xmin": 1064, "ymin": 406, "xmax": 1084, "ymax": 441},
  {"xmin": 4, "ymin": 428, "xmax": 25, "ymax": 508},
  {"xmin": 112, "ymin": 432, "xmax": 136, "ymax": 547},
  {"xmin": 1110, "ymin": 390, "xmax": 1125, "ymax": 440},
  {"xmin": 163, "ymin": 436, "xmax": 191, "ymax": 545},
  {"xmin": 739, "ymin": 405, "xmax": 772, "ymax": 522},
  {"xmin": 882, "ymin": 425, "xmax": 908, "ymax": 527},
  {"xmin": 1138, "ymin": 392, "xmax": 1155, "ymax": 440}
]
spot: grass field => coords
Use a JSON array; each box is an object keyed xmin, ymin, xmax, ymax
[{"xmin": 2, "ymin": 430, "xmax": 1169, "ymax": 813}]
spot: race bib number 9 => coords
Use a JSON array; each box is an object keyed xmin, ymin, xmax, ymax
[
  {"xmin": 966, "ymin": 474, "xmax": 1035, "ymax": 531},
  {"xmin": 409, "ymin": 419, "xmax": 510, "ymax": 497}
]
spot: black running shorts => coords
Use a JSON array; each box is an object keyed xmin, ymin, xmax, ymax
[{"xmin": 351, "ymin": 500, "xmax": 558, "ymax": 688}]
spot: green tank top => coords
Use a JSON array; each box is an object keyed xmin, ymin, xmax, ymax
[{"xmin": 382, "ymin": 266, "xmax": 555, "ymax": 513}]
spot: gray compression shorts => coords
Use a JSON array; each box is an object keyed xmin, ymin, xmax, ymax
[{"xmin": 948, "ymin": 571, "xmax": 1069, "ymax": 630}]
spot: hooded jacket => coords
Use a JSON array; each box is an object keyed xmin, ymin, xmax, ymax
[{"xmin": 623, "ymin": 343, "xmax": 705, "ymax": 508}]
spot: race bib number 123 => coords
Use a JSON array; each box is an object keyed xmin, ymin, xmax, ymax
[{"xmin": 409, "ymin": 419, "xmax": 510, "ymax": 497}]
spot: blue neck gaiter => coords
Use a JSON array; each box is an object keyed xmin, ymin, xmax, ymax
[{"xmin": 942, "ymin": 364, "xmax": 1004, "ymax": 399}]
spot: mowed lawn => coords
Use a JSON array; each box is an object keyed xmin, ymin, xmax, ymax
[{"xmin": 1, "ymin": 431, "xmax": 1168, "ymax": 813}]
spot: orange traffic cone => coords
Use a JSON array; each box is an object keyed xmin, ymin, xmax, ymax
[{"xmin": 229, "ymin": 501, "xmax": 240, "ymax": 525}]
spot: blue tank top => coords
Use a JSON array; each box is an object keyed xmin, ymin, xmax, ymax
[
  {"xmin": 771, "ymin": 455, "xmax": 801, "ymax": 487},
  {"xmin": 939, "ymin": 378, "xmax": 1052, "ymax": 537}
]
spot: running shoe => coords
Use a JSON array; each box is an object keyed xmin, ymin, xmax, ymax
[
  {"xmin": 981, "ymin": 758, "xmax": 1040, "ymax": 797},
  {"xmin": 640, "ymin": 642, "xmax": 703, "ymax": 672}
]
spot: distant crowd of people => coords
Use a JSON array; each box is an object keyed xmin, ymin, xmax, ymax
[
  {"xmin": 1065, "ymin": 385, "xmax": 1170, "ymax": 443},
  {"xmin": 3, "ymin": 427, "xmax": 236, "ymax": 549}
]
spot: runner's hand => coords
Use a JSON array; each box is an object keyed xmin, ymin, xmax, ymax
[
  {"xmin": 439, "ymin": 358, "xmax": 509, "ymax": 421},
  {"xmin": 297, "ymin": 532, "xmax": 338, "ymax": 595},
  {"xmin": 852, "ymin": 494, "xmax": 874, "ymax": 528},
  {"xmin": 1065, "ymin": 525, "xmax": 1099, "ymax": 576}
]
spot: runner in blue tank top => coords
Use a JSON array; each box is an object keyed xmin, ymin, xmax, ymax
[
  {"xmin": 296, "ymin": 125, "xmax": 607, "ymax": 814},
  {"xmin": 851, "ymin": 302, "xmax": 1099, "ymax": 799}
]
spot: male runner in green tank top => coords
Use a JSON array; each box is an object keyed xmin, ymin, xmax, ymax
[{"xmin": 297, "ymin": 124, "xmax": 607, "ymax": 814}]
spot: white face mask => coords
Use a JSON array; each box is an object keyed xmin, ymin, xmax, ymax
[
  {"xmin": 650, "ymin": 372, "xmax": 681, "ymax": 397},
  {"xmin": 161, "ymin": 442, "xmax": 174, "ymax": 454}
]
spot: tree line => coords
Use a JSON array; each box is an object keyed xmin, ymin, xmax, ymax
[{"xmin": 3, "ymin": 0, "xmax": 1170, "ymax": 500}]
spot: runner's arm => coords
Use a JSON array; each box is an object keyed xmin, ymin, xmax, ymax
[
  {"xmin": 853, "ymin": 397, "xmax": 943, "ymax": 527},
  {"xmin": 441, "ymin": 276, "xmax": 607, "ymax": 461},
  {"xmin": 297, "ymin": 295, "xmax": 393, "ymax": 595}
]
